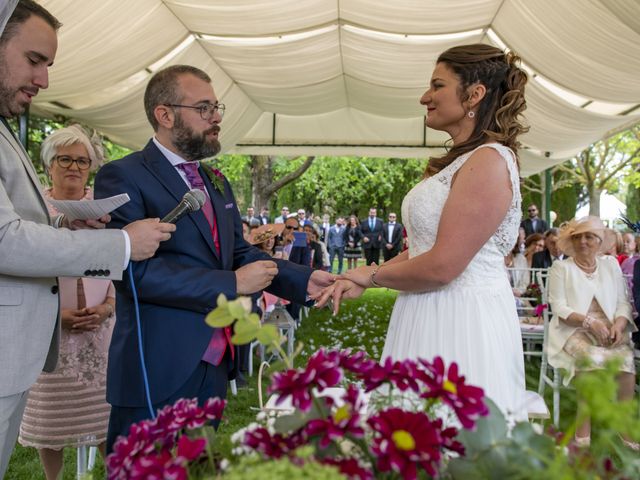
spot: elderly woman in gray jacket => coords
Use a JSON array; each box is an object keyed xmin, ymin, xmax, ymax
[{"xmin": 548, "ymin": 216, "xmax": 637, "ymax": 450}]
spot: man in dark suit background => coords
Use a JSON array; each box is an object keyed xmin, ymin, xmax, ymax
[
  {"xmin": 258, "ymin": 206, "xmax": 270, "ymax": 225},
  {"xmin": 532, "ymin": 228, "xmax": 565, "ymax": 269},
  {"xmin": 520, "ymin": 203, "xmax": 548, "ymax": 237},
  {"xmin": 360, "ymin": 207, "xmax": 383, "ymax": 266},
  {"xmin": 382, "ymin": 212, "xmax": 403, "ymax": 262},
  {"xmin": 95, "ymin": 65, "xmax": 333, "ymax": 452}
]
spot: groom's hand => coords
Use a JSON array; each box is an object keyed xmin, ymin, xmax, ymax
[
  {"xmin": 306, "ymin": 270, "xmax": 336, "ymax": 298},
  {"xmin": 313, "ymin": 279, "xmax": 365, "ymax": 315}
]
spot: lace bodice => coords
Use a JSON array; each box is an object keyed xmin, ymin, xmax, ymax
[{"xmin": 401, "ymin": 143, "xmax": 521, "ymax": 289}]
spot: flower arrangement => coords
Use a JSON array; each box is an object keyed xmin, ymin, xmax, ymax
[
  {"xmin": 523, "ymin": 282, "xmax": 542, "ymax": 303},
  {"xmin": 201, "ymin": 162, "xmax": 226, "ymax": 194},
  {"xmin": 105, "ymin": 296, "xmax": 640, "ymax": 480},
  {"xmin": 235, "ymin": 349, "xmax": 488, "ymax": 479},
  {"xmin": 523, "ymin": 282, "xmax": 548, "ymax": 318},
  {"xmin": 107, "ymin": 397, "xmax": 226, "ymax": 480}
]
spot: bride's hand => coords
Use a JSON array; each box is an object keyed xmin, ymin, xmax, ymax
[
  {"xmin": 340, "ymin": 264, "xmax": 376, "ymax": 288},
  {"xmin": 312, "ymin": 279, "xmax": 365, "ymax": 315}
]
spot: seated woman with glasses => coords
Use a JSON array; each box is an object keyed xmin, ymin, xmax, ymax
[{"xmin": 18, "ymin": 125, "xmax": 117, "ymax": 479}]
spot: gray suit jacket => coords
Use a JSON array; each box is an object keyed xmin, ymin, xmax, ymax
[{"xmin": 0, "ymin": 121, "xmax": 126, "ymax": 396}]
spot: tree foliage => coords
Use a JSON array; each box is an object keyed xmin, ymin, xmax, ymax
[
  {"xmin": 212, "ymin": 154, "xmax": 427, "ymax": 221},
  {"xmin": 553, "ymin": 125, "xmax": 640, "ymax": 217}
]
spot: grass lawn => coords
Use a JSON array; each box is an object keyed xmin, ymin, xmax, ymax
[{"xmin": 6, "ymin": 287, "xmax": 574, "ymax": 479}]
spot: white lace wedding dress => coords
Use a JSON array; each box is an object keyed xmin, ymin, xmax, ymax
[{"xmin": 381, "ymin": 143, "xmax": 527, "ymax": 420}]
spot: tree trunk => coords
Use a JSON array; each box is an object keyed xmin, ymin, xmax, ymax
[
  {"xmin": 588, "ymin": 187, "xmax": 602, "ymax": 217},
  {"xmin": 250, "ymin": 155, "xmax": 272, "ymax": 210},
  {"xmin": 249, "ymin": 155, "xmax": 316, "ymax": 210}
]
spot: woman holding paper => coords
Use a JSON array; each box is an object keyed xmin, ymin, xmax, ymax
[{"xmin": 18, "ymin": 125, "xmax": 116, "ymax": 479}]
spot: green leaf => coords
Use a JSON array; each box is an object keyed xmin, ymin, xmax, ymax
[
  {"xmin": 205, "ymin": 308, "xmax": 234, "ymax": 327},
  {"xmin": 256, "ymin": 324, "xmax": 280, "ymax": 345},
  {"xmin": 274, "ymin": 411, "xmax": 309, "ymax": 434},
  {"xmin": 456, "ymin": 399, "xmax": 507, "ymax": 454},
  {"xmin": 231, "ymin": 330, "xmax": 257, "ymax": 345},
  {"xmin": 228, "ymin": 301, "xmax": 247, "ymax": 320},
  {"xmin": 216, "ymin": 293, "xmax": 228, "ymax": 307}
]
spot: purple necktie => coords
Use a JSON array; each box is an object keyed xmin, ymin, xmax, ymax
[
  {"xmin": 176, "ymin": 162, "xmax": 231, "ymax": 366},
  {"xmin": 177, "ymin": 162, "xmax": 219, "ymax": 253}
]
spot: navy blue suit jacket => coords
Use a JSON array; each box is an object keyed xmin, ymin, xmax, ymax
[{"xmin": 94, "ymin": 141, "xmax": 312, "ymax": 407}]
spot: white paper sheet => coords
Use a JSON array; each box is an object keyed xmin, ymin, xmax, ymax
[{"xmin": 46, "ymin": 194, "xmax": 130, "ymax": 221}]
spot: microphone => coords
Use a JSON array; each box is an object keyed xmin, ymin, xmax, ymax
[{"xmin": 161, "ymin": 189, "xmax": 206, "ymax": 224}]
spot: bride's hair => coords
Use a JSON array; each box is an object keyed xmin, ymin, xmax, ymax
[{"xmin": 425, "ymin": 44, "xmax": 529, "ymax": 178}]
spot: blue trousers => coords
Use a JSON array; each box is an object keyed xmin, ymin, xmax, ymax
[{"xmin": 106, "ymin": 357, "xmax": 230, "ymax": 454}]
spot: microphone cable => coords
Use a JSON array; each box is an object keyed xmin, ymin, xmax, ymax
[{"xmin": 128, "ymin": 263, "xmax": 156, "ymax": 419}]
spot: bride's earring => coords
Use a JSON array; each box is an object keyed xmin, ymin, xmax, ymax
[{"xmin": 467, "ymin": 110, "xmax": 475, "ymax": 118}]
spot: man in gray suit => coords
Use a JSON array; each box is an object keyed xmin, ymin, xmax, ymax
[
  {"xmin": 0, "ymin": 2, "xmax": 174, "ymax": 475},
  {"xmin": 327, "ymin": 216, "xmax": 346, "ymax": 274}
]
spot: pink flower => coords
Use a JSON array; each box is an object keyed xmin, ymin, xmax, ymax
[
  {"xmin": 361, "ymin": 357, "xmax": 422, "ymax": 393},
  {"xmin": 243, "ymin": 427, "xmax": 306, "ymax": 459},
  {"xmin": 419, "ymin": 357, "xmax": 488, "ymax": 429},
  {"xmin": 321, "ymin": 458, "xmax": 374, "ymax": 480},
  {"xmin": 176, "ymin": 435, "xmax": 207, "ymax": 461},
  {"xmin": 129, "ymin": 450, "xmax": 188, "ymax": 480},
  {"xmin": 107, "ymin": 397, "xmax": 225, "ymax": 479},
  {"xmin": 269, "ymin": 349, "xmax": 342, "ymax": 411},
  {"xmin": 338, "ymin": 349, "xmax": 377, "ymax": 376},
  {"xmin": 368, "ymin": 408, "xmax": 446, "ymax": 479},
  {"xmin": 305, "ymin": 385, "xmax": 365, "ymax": 447},
  {"xmin": 534, "ymin": 303, "xmax": 548, "ymax": 317}
]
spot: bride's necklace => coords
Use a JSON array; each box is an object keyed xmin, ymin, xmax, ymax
[{"xmin": 574, "ymin": 257, "xmax": 597, "ymax": 279}]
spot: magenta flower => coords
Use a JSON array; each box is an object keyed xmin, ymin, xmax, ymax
[
  {"xmin": 129, "ymin": 450, "xmax": 188, "ymax": 480},
  {"xmin": 368, "ymin": 408, "xmax": 445, "ymax": 479},
  {"xmin": 418, "ymin": 357, "xmax": 488, "ymax": 429},
  {"xmin": 338, "ymin": 349, "xmax": 377, "ymax": 376},
  {"xmin": 305, "ymin": 385, "xmax": 365, "ymax": 447},
  {"xmin": 176, "ymin": 435, "xmax": 207, "ymax": 461},
  {"xmin": 107, "ymin": 397, "xmax": 225, "ymax": 479},
  {"xmin": 361, "ymin": 357, "xmax": 422, "ymax": 393},
  {"xmin": 534, "ymin": 303, "xmax": 548, "ymax": 317},
  {"xmin": 269, "ymin": 349, "xmax": 342, "ymax": 411},
  {"xmin": 321, "ymin": 458, "xmax": 374, "ymax": 480},
  {"xmin": 243, "ymin": 427, "xmax": 306, "ymax": 459}
]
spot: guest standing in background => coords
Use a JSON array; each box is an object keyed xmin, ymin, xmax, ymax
[
  {"xmin": 520, "ymin": 203, "xmax": 547, "ymax": 237},
  {"xmin": 343, "ymin": 215, "xmax": 363, "ymax": 270},
  {"xmin": 360, "ymin": 207, "xmax": 383, "ymax": 266},
  {"xmin": 18, "ymin": 126, "xmax": 116, "ymax": 479},
  {"xmin": 382, "ymin": 212, "xmax": 403, "ymax": 262}
]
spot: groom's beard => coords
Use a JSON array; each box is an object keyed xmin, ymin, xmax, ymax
[{"xmin": 172, "ymin": 114, "xmax": 221, "ymax": 161}]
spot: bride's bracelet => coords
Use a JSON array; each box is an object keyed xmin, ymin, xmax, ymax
[
  {"xmin": 370, "ymin": 265, "xmax": 384, "ymax": 288},
  {"xmin": 582, "ymin": 314, "xmax": 595, "ymax": 330}
]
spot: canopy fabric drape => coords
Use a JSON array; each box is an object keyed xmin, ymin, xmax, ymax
[{"xmin": 33, "ymin": 0, "xmax": 640, "ymax": 175}]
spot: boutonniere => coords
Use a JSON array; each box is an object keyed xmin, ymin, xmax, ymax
[{"xmin": 202, "ymin": 163, "xmax": 225, "ymax": 194}]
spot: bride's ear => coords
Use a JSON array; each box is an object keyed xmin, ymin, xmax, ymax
[{"xmin": 467, "ymin": 83, "xmax": 487, "ymax": 109}]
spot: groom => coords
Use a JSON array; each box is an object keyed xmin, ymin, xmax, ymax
[{"xmin": 95, "ymin": 65, "xmax": 334, "ymax": 451}]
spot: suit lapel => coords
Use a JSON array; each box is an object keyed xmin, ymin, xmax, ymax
[
  {"xmin": 141, "ymin": 142, "xmax": 217, "ymax": 257},
  {"xmin": 0, "ymin": 122, "xmax": 49, "ymax": 216},
  {"xmin": 199, "ymin": 163, "xmax": 227, "ymax": 265}
]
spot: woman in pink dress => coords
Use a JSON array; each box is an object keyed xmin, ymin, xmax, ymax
[{"xmin": 18, "ymin": 125, "xmax": 115, "ymax": 479}]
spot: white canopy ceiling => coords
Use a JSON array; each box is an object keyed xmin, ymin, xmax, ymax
[{"xmin": 33, "ymin": 0, "xmax": 640, "ymax": 175}]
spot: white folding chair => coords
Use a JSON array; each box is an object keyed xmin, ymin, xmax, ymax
[
  {"xmin": 508, "ymin": 267, "xmax": 548, "ymax": 362},
  {"xmin": 534, "ymin": 269, "xmax": 565, "ymax": 427},
  {"xmin": 76, "ymin": 439, "xmax": 97, "ymax": 479}
]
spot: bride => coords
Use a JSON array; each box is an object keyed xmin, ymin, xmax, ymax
[{"xmin": 315, "ymin": 44, "xmax": 529, "ymax": 419}]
